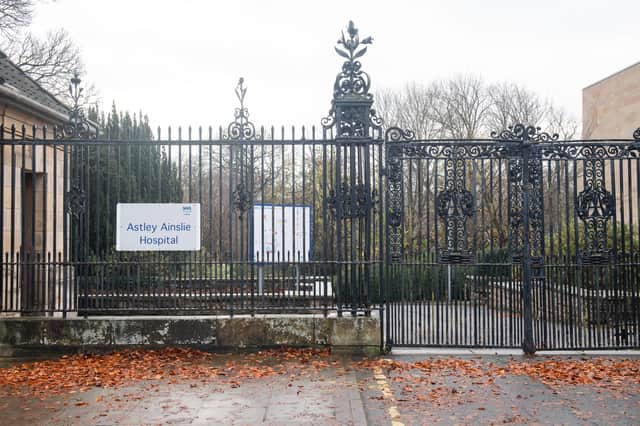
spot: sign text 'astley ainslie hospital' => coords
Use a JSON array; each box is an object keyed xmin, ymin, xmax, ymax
[{"xmin": 116, "ymin": 203, "xmax": 201, "ymax": 251}]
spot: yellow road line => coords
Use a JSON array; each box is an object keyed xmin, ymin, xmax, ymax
[{"xmin": 373, "ymin": 366, "xmax": 404, "ymax": 426}]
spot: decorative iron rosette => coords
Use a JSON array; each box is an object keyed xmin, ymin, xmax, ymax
[{"xmin": 232, "ymin": 182, "xmax": 252, "ymax": 218}]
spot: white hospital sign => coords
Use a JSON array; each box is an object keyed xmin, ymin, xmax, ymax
[{"xmin": 116, "ymin": 203, "xmax": 201, "ymax": 251}]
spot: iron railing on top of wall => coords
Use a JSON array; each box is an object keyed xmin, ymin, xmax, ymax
[
  {"xmin": 2, "ymin": 124, "xmax": 640, "ymax": 353},
  {"xmin": 0, "ymin": 124, "xmax": 384, "ymax": 316}
]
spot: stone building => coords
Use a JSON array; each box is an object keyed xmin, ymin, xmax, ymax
[
  {"xmin": 0, "ymin": 50, "xmax": 70, "ymax": 315},
  {"xmin": 583, "ymin": 61, "xmax": 640, "ymax": 139},
  {"xmin": 583, "ymin": 62, "xmax": 640, "ymax": 233}
]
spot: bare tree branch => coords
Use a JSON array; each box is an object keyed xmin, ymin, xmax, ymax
[
  {"xmin": 375, "ymin": 83, "xmax": 440, "ymax": 139},
  {"xmin": 486, "ymin": 82, "xmax": 548, "ymax": 133},
  {"xmin": 4, "ymin": 29, "xmax": 80, "ymax": 93},
  {"xmin": 374, "ymin": 77, "xmax": 578, "ymax": 252},
  {"xmin": 2, "ymin": 28, "xmax": 97, "ymax": 107},
  {"xmin": 0, "ymin": 0, "xmax": 33, "ymax": 39},
  {"xmin": 545, "ymin": 104, "xmax": 578, "ymax": 140},
  {"xmin": 430, "ymin": 75, "xmax": 492, "ymax": 138}
]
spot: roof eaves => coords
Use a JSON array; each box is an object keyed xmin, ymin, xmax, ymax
[
  {"xmin": 0, "ymin": 49, "xmax": 71, "ymax": 115},
  {"xmin": 0, "ymin": 83, "xmax": 70, "ymax": 123}
]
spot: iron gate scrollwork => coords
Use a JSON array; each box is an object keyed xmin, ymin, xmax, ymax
[
  {"xmin": 491, "ymin": 124, "xmax": 556, "ymax": 266},
  {"xmin": 384, "ymin": 124, "xmax": 562, "ymax": 353},
  {"xmin": 384, "ymin": 127, "xmax": 414, "ymax": 263},
  {"xmin": 436, "ymin": 148, "xmax": 474, "ymax": 263},
  {"xmin": 61, "ymin": 74, "xmax": 94, "ymax": 221},
  {"xmin": 328, "ymin": 182, "xmax": 378, "ymax": 219},
  {"xmin": 65, "ymin": 177, "xmax": 86, "ymax": 220},
  {"xmin": 575, "ymin": 147, "xmax": 616, "ymax": 264}
]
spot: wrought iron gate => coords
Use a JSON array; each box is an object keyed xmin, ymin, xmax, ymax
[
  {"xmin": 384, "ymin": 125, "xmax": 640, "ymax": 352},
  {"xmin": 2, "ymin": 20, "xmax": 639, "ymax": 352}
]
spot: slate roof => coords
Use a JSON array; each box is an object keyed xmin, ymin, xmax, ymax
[{"xmin": 0, "ymin": 50, "xmax": 69, "ymax": 116}]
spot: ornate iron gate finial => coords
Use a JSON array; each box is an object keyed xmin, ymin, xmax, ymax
[
  {"xmin": 57, "ymin": 72, "xmax": 98, "ymax": 141},
  {"xmin": 324, "ymin": 21, "xmax": 381, "ymax": 220},
  {"xmin": 321, "ymin": 21, "xmax": 382, "ymax": 138},
  {"xmin": 227, "ymin": 77, "xmax": 255, "ymax": 217},
  {"xmin": 59, "ymin": 74, "xmax": 95, "ymax": 221},
  {"xmin": 227, "ymin": 77, "xmax": 256, "ymax": 141}
]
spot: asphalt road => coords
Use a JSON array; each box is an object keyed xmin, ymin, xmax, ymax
[{"xmin": 1, "ymin": 350, "xmax": 639, "ymax": 425}]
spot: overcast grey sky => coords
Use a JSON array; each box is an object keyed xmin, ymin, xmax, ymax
[{"xmin": 30, "ymin": 0, "xmax": 639, "ymax": 131}]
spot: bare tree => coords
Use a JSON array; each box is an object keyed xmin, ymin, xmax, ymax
[
  {"xmin": 546, "ymin": 104, "xmax": 578, "ymax": 140},
  {"xmin": 430, "ymin": 75, "xmax": 493, "ymax": 138},
  {"xmin": 2, "ymin": 29, "xmax": 88, "ymax": 101},
  {"xmin": 378, "ymin": 77, "xmax": 569, "ymax": 139},
  {"xmin": 375, "ymin": 83, "xmax": 440, "ymax": 139},
  {"xmin": 0, "ymin": 0, "xmax": 33, "ymax": 39},
  {"xmin": 1, "ymin": 2, "xmax": 95, "ymax": 107},
  {"xmin": 486, "ymin": 82, "xmax": 548, "ymax": 133},
  {"xmin": 373, "ymin": 76, "xmax": 579, "ymax": 255}
]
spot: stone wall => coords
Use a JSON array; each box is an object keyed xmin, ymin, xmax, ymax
[{"xmin": 0, "ymin": 315, "xmax": 381, "ymax": 355}]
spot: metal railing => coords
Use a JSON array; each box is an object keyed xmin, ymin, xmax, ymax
[
  {"xmin": 384, "ymin": 125, "xmax": 640, "ymax": 351},
  {"xmin": 2, "ymin": 19, "xmax": 639, "ymax": 352},
  {"xmin": 0, "ymin": 124, "xmax": 385, "ymax": 316}
]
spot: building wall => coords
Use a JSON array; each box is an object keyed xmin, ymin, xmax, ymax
[
  {"xmin": 2, "ymin": 144, "xmax": 67, "ymax": 257},
  {"xmin": 1, "ymin": 102, "xmax": 69, "ymax": 314},
  {"xmin": 582, "ymin": 62, "xmax": 640, "ymax": 251},
  {"xmin": 583, "ymin": 62, "xmax": 640, "ymax": 139}
]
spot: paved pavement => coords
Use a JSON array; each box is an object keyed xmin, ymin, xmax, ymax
[
  {"xmin": 2, "ymin": 370, "xmax": 365, "ymax": 425},
  {"xmin": 362, "ymin": 354, "xmax": 640, "ymax": 425},
  {"xmin": 1, "ymin": 350, "xmax": 640, "ymax": 425}
]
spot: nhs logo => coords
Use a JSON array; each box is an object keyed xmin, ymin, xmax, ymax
[{"xmin": 182, "ymin": 206, "xmax": 192, "ymax": 216}]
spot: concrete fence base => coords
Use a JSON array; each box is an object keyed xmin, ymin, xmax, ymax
[{"xmin": 0, "ymin": 315, "xmax": 381, "ymax": 355}]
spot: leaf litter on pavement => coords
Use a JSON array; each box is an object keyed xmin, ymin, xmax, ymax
[
  {"xmin": 353, "ymin": 356, "xmax": 640, "ymax": 407},
  {"xmin": 0, "ymin": 347, "xmax": 335, "ymax": 400},
  {"xmin": 1, "ymin": 346, "xmax": 639, "ymax": 407}
]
